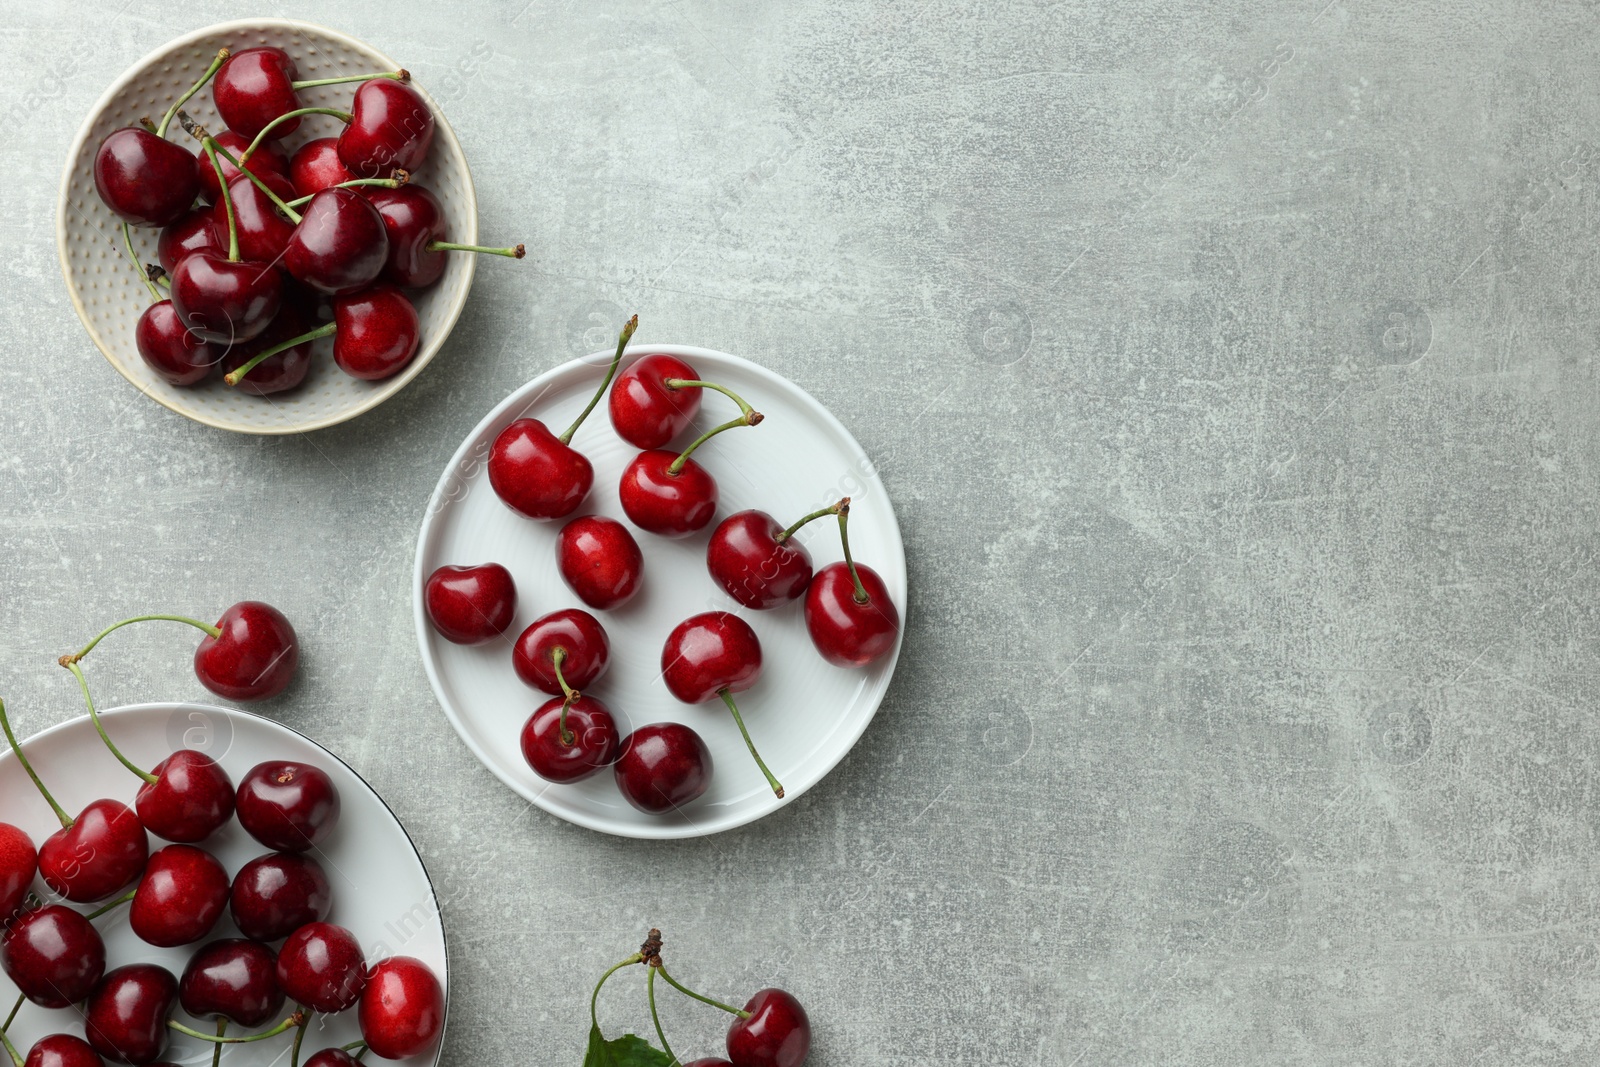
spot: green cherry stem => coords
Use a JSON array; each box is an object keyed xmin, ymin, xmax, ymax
[
  {"xmin": 223, "ymin": 323, "xmax": 337, "ymax": 386},
  {"xmin": 86, "ymin": 889, "xmax": 136, "ymax": 920},
  {"xmin": 560, "ymin": 315, "xmax": 638, "ymax": 444},
  {"xmin": 340, "ymin": 1041, "xmax": 369, "ymax": 1054},
  {"xmin": 837, "ymin": 502, "xmax": 869, "ymax": 604},
  {"xmin": 156, "ymin": 48, "xmax": 229, "ymax": 137},
  {"xmin": 668, "ymin": 410, "xmax": 763, "ymax": 477},
  {"xmin": 289, "ymin": 1013, "xmax": 308, "ymax": 1067},
  {"xmin": 0, "ymin": 699, "xmax": 72, "ymax": 829},
  {"xmin": 284, "ymin": 173, "xmax": 408, "ymax": 210},
  {"xmin": 3, "ymin": 992, "xmax": 23, "ymax": 1032},
  {"xmin": 211, "ymin": 1019, "xmax": 226, "ymax": 1067},
  {"xmin": 64, "ymin": 661, "xmax": 156, "ymax": 784},
  {"xmin": 655, "ymin": 964, "xmax": 751, "ymax": 1019},
  {"xmin": 590, "ymin": 953, "xmax": 643, "ymax": 1032},
  {"xmin": 720, "ymin": 689, "xmax": 783, "ymax": 798},
  {"xmin": 66, "ymin": 614, "xmax": 221, "ymax": 665},
  {"xmin": 169, "ymin": 1011, "xmax": 305, "ymax": 1044},
  {"xmin": 0, "ymin": 1027, "xmax": 21, "ymax": 1067},
  {"xmin": 241, "ymin": 107, "xmax": 352, "ymax": 164},
  {"xmin": 778, "ymin": 497, "xmax": 848, "ymax": 544},
  {"xmin": 427, "ymin": 241, "xmax": 526, "ymax": 259},
  {"xmin": 291, "ymin": 69, "xmax": 408, "ymax": 90},
  {"xmin": 662, "ymin": 379, "xmax": 758, "ymax": 421},
  {"xmin": 200, "ymin": 140, "xmax": 239, "ymax": 261},
  {"xmin": 551, "ymin": 648, "xmax": 580, "ymax": 746},
  {"xmin": 120, "ymin": 222, "xmax": 163, "ymax": 302},
  {"xmin": 178, "ymin": 114, "xmax": 304, "ymax": 223},
  {"xmin": 646, "ymin": 967, "xmax": 678, "ymax": 1066}
]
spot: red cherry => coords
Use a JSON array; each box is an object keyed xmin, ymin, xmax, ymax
[
  {"xmin": 193, "ymin": 601, "xmax": 299, "ymax": 701},
  {"xmin": 358, "ymin": 956, "xmax": 445, "ymax": 1059},
  {"xmin": 613, "ymin": 723, "xmax": 713, "ymax": 814},
  {"xmin": 521, "ymin": 694, "xmax": 621, "ymax": 783},
  {"xmin": 424, "ymin": 563, "xmax": 518, "ymax": 644},
  {"xmin": 619, "ymin": 450, "xmax": 719, "ymax": 537},
  {"xmin": 212, "ymin": 170, "xmax": 297, "ymax": 265},
  {"xmin": 557, "ymin": 515, "xmax": 643, "ymax": 610},
  {"xmin": 129, "ymin": 844, "xmax": 229, "ymax": 948},
  {"xmin": 197, "ymin": 130, "xmax": 287, "ymax": 206},
  {"xmin": 706, "ymin": 510, "xmax": 817, "ymax": 610},
  {"xmin": 289, "ymin": 137, "xmax": 355, "ymax": 198},
  {"xmin": 512, "ymin": 609, "xmax": 610, "ymax": 695},
  {"xmin": 803, "ymin": 562, "xmax": 899, "ymax": 668},
  {"xmin": 331, "ymin": 284, "xmax": 420, "ymax": 380},
  {"xmin": 608, "ymin": 354, "xmax": 702, "ymax": 449},
  {"xmin": 283, "ymin": 187, "xmax": 390, "ymax": 295},
  {"xmin": 488, "ymin": 418, "xmax": 594, "ymax": 521},
  {"xmin": 214, "ymin": 47, "xmax": 301, "ymax": 141},
  {"xmin": 93, "ymin": 128, "xmax": 198, "ymax": 227},
  {"xmin": 277, "ymin": 922, "xmax": 366, "ymax": 1013},
  {"xmin": 683, "ymin": 1061, "xmax": 734, "ymax": 1067},
  {"xmin": 369, "ymin": 185, "xmax": 448, "ymax": 288},
  {"xmin": 21, "ymin": 1034, "xmax": 105, "ymax": 1067},
  {"xmin": 220, "ymin": 293, "xmax": 318, "ymax": 396},
  {"xmin": 725, "ymin": 988, "xmax": 811, "ymax": 1067},
  {"xmin": 168, "ymin": 252, "xmax": 283, "ymax": 346},
  {"xmin": 236, "ymin": 761, "xmax": 340, "ymax": 853},
  {"xmin": 38, "ymin": 799, "xmax": 149, "ymax": 903},
  {"xmin": 338, "ymin": 79, "xmax": 435, "ymax": 177},
  {"xmin": 662, "ymin": 612, "xmax": 781, "ymax": 797},
  {"xmin": 302, "ymin": 1053, "xmax": 359, "ymax": 1067},
  {"xmin": 135, "ymin": 301, "xmax": 218, "ymax": 387},
  {"xmin": 1, "ymin": 904, "xmax": 105, "ymax": 1008},
  {"xmin": 84, "ymin": 964, "xmax": 177, "ymax": 1065},
  {"xmin": 229, "ymin": 851, "xmax": 332, "ymax": 941},
  {"xmin": 135, "ymin": 750, "xmax": 234, "ymax": 843},
  {"xmin": 156, "ymin": 210, "xmax": 220, "ymax": 273},
  {"xmin": 179, "ymin": 938, "xmax": 285, "ymax": 1028},
  {"xmin": 0, "ymin": 821, "xmax": 36, "ymax": 919}
]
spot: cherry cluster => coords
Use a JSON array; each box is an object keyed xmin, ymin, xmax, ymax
[
  {"xmin": 93, "ymin": 46, "xmax": 522, "ymax": 394},
  {"xmin": 424, "ymin": 318, "xmax": 902, "ymax": 813}
]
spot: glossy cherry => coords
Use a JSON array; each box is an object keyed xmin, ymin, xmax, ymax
[
  {"xmin": 135, "ymin": 301, "xmax": 217, "ymax": 387},
  {"xmin": 608, "ymin": 353, "xmax": 702, "ymax": 449},
  {"xmin": 129, "ymin": 845, "xmax": 229, "ymax": 948},
  {"xmin": 289, "ymin": 137, "xmax": 354, "ymax": 198},
  {"xmin": 557, "ymin": 515, "xmax": 643, "ymax": 610},
  {"xmin": 283, "ymin": 187, "xmax": 389, "ymax": 295},
  {"xmin": 0, "ymin": 904, "xmax": 106, "ymax": 1008},
  {"xmin": 359, "ymin": 956, "xmax": 445, "ymax": 1060},
  {"xmin": 215, "ymin": 47, "xmax": 301, "ymax": 140},
  {"xmin": 229, "ymin": 851, "xmax": 332, "ymax": 941},
  {"xmin": 706, "ymin": 502, "xmax": 843, "ymax": 610},
  {"xmin": 197, "ymin": 130, "xmax": 287, "ymax": 206},
  {"xmin": 522, "ymin": 694, "xmax": 621, "ymax": 783},
  {"xmin": 726, "ymin": 989, "xmax": 811, "ymax": 1067},
  {"xmin": 19, "ymin": 1034, "xmax": 106, "ymax": 1067},
  {"xmin": 236, "ymin": 760, "xmax": 341, "ymax": 853},
  {"xmin": 805, "ymin": 562, "xmax": 897, "ymax": 668},
  {"xmin": 213, "ymin": 170, "xmax": 297, "ymax": 265},
  {"xmin": 84, "ymin": 964, "xmax": 177, "ymax": 1065},
  {"xmin": 302, "ymin": 1053, "xmax": 360, "ymax": 1067},
  {"xmin": 277, "ymin": 922, "xmax": 366, "ymax": 1013},
  {"xmin": 662, "ymin": 612, "xmax": 780, "ymax": 797},
  {"xmin": 613, "ymin": 723, "xmax": 713, "ymax": 814},
  {"xmin": 619, "ymin": 451, "xmax": 720, "ymax": 538},
  {"xmin": 134, "ymin": 750, "xmax": 235, "ymax": 843},
  {"xmin": 424, "ymin": 563, "xmax": 517, "ymax": 644},
  {"xmin": 168, "ymin": 251, "xmax": 281, "ymax": 345},
  {"xmin": 369, "ymin": 185, "xmax": 524, "ymax": 289},
  {"xmin": 331, "ymin": 284, "xmax": 420, "ymax": 380},
  {"xmin": 513, "ymin": 609, "xmax": 610, "ymax": 695},
  {"xmin": 37, "ymin": 799, "xmax": 149, "ymax": 903},
  {"xmin": 194, "ymin": 601, "xmax": 301, "ymax": 700},
  {"xmin": 180, "ymin": 938, "xmax": 285, "ymax": 1028},
  {"xmin": 93, "ymin": 128, "xmax": 198, "ymax": 227},
  {"xmin": 338, "ymin": 79, "xmax": 434, "ymax": 177},
  {"xmin": 489, "ymin": 317, "xmax": 636, "ymax": 520},
  {"xmin": 156, "ymin": 210, "xmax": 219, "ymax": 273},
  {"xmin": 0, "ymin": 822, "xmax": 37, "ymax": 919},
  {"xmin": 221, "ymin": 293, "xmax": 317, "ymax": 395}
]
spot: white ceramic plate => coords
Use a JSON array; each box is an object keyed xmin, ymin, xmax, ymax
[
  {"xmin": 0, "ymin": 703, "xmax": 448, "ymax": 1066},
  {"xmin": 57, "ymin": 19, "xmax": 478, "ymax": 435},
  {"xmin": 414, "ymin": 346, "xmax": 907, "ymax": 839}
]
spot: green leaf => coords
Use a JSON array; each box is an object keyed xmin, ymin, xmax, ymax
[{"xmin": 584, "ymin": 1024, "xmax": 676, "ymax": 1067}]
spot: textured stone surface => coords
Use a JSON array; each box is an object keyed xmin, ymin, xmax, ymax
[{"xmin": 4, "ymin": 1, "xmax": 1599, "ymax": 1063}]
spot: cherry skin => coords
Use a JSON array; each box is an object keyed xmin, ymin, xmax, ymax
[
  {"xmin": 683, "ymin": 1061, "xmax": 734, "ymax": 1067},
  {"xmin": 0, "ymin": 821, "xmax": 38, "ymax": 919},
  {"xmin": 84, "ymin": 964, "xmax": 178, "ymax": 1065},
  {"xmin": 557, "ymin": 516, "xmax": 643, "ymax": 610},
  {"xmin": 193, "ymin": 600, "xmax": 299, "ymax": 701},
  {"xmin": 135, "ymin": 301, "xmax": 218, "ymax": 387},
  {"xmin": 488, "ymin": 418, "xmax": 593, "ymax": 521},
  {"xmin": 135, "ymin": 749, "xmax": 234, "ymax": 843},
  {"xmin": 369, "ymin": 185, "xmax": 449, "ymax": 288},
  {"xmin": 661, "ymin": 612, "xmax": 762, "ymax": 704},
  {"xmin": 277, "ymin": 922, "xmax": 367, "ymax": 1013},
  {"xmin": 338, "ymin": 79, "xmax": 434, "ymax": 178},
  {"xmin": 302, "ymin": 1053, "xmax": 360, "ymax": 1067},
  {"xmin": 129, "ymin": 844, "xmax": 230, "ymax": 948},
  {"xmin": 424, "ymin": 563, "xmax": 517, "ymax": 644},
  {"xmin": 230, "ymin": 851, "xmax": 332, "ymax": 941},
  {"xmin": 331, "ymin": 284, "xmax": 420, "ymax": 380},
  {"xmin": 359, "ymin": 956, "xmax": 446, "ymax": 1060},
  {"xmin": 93, "ymin": 128, "xmax": 198, "ymax": 227},
  {"xmin": 214, "ymin": 47, "xmax": 301, "ymax": 141},
  {"xmin": 38, "ymin": 799, "xmax": 148, "ymax": 903},
  {"xmin": 0, "ymin": 904, "xmax": 106, "ymax": 1007},
  {"xmin": 619, "ymin": 450, "xmax": 719, "ymax": 538},
  {"xmin": 213, "ymin": 171, "xmax": 298, "ymax": 265},
  {"xmin": 512, "ymin": 609, "xmax": 610, "ymax": 695},
  {"xmin": 179, "ymin": 938, "xmax": 285, "ymax": 1028},
  {"xmin": 21, "ymin": 1034, "xmax": 105, "ymax": 1067},
  {"xmin": 804, "ymin": 562, "xmax": 899, "ymax": 668},
  {"xmin": 236, "ymin": 761, "xmax": 341, "ymax": 853},
  {"xmin": 613, "ymin": 723, "xmax": 713, "ymax": 814},
  {"xmin": 169, "ymin": 252, "xmax": 283, "ymax": 346},
  {"xmin": 157, "ymin": 210, "xmax": 219, "ymax": 273},
  {"xmin": 726, "ymin": 989, "xmax": 811, "ymax": 1067},
  {"xmin": 197, "ymin": 130, "xmax": 287, "ymax": 206},
  {"xmin": 608, "ymin": 354, "xmax": 702, "ymax": 449},
  {"xmin": 221, "ymin": 292, "xmax": 317, "ymax": 396},
  {"xmin": 521, "ymin": 695, "xmax": 621, "ymax": 783},
  {"xmin": 707, "ymin": 511, "xmax": 814, "ymax": 610},
  {"xmin": 283, "ymin": 187, "xmax": 390, "ymax": 295},
  {"xmin": 289, "ymin": 137, "xmax": 354, "ymax": 198}
]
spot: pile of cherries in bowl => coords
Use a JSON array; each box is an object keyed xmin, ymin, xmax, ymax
[
  {"xmin": 424, "ymin": 318, "xmax": 903, "ymax": 816},
  {"xmin": 94, "ymin": 45, "xmax": 521, "ymax": 395}
]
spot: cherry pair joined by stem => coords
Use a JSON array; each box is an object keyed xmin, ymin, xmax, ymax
[
  {"xmin": 803, "ymin": 502, "xmax": 900, "ymax": 669},
  {"xmin": 424, "ymin": 562, "xmax": 517, "ymax": 644},
  {"xmin": 230, "ymin": 851, "xmax": 332, "ymax": 941},
  {"xmin": 222, "ymin": 284, "xmax": 420, "ymax": 385},
  {"xmin": 662, "ymin": 612, "xmax": 781, "ymax": 798},
  {"xmin": 514, "ymin": 609, "xmax": 620, "ymax": 783}
]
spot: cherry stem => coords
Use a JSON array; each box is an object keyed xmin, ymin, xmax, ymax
[
  {"xmin": 156, "ymin": 48, "xmax": 228, "ymax": 137},
  {"xmin": 590, "ymin": 953, "xmax": 643, "ymax": 1033},
  {"xmin": 193, "ymin": 127, "xmax": 303, "ymax": 224},
  {"xmin": 200, "ymin": 140, "xmax": 239, "ymax": 261},
  {"xmin": 211, "ymin": 1019, "xmax": 226, "ymax": 1067},
  {"xmin": 340, "ymin": 1041, "xmax": 369, "ymax": 1054},
  {"xmin": 86, "ymin": 889, "xmax": 136, "ymax": 920},
  {"xmin": 64, "ymin": 661, "xmax": 157, "ymax": 784},
  {"xmin": 67, "ymin": 614, "xmax": 222, "ymax": 664},
  {"xmin": 0, "ymin": 1027, "xmax": 20, "ymax": 1067},
  {"xmin": 551, "ymin": 648, "xmax": 580, "ymax": 746},
  {"xmin": 169, "ymin": 1012, "xmax": 304, "ymax": 1044},
  {"xmin": 426, "ymin": 241, "xmax": 526, "ymax": 259},
  {"xmin": 778, "ymin": 497, "xmax": 849, "ymax": 544},
  {"xmin": 560, "ymin": 315, "xmax": 638, "ymax": 444},
  {"xmin": 284, "ymin": 173, "xmax": 408, "ymax": 209},
  {"xmin": 655, "ymin": 964, "xmax": 751, "ymax": 1019},
  {"xmin": 668, "ymin": 411, "xmax": 763, "ymax": 477},
  {"xmin": 240, "ymin": 107, "xmax": 352, "ymax": 164},
  {"xmin": 646, "ymin": 967, "xmax": 678, "ymax": 1065},
  {"xmin": 0, "ymin": 699, "xmax": 72, "ymax": 829},
  {"xmin": 291, "ymin": 68, "xmax": 408, "ymax": 90},
  {"xmin": 837, "ymin": 502, "xmax": 869, "ymax": 604},
  {"xmin": 663, "ymin": 379, "xmax": 758, "ymax": 421},
  {"xmin": 120, "ymin": 222, "xmax": 163, "ymax": 302},
  {"xmin": 224, "ymin": 323, "xmax": 337, "ymax": 386},
  {"xmin": 151, "ymin": 267, "xmax": 171, "ymax": 289},
  {"xmin": 719, "ymin": 689, "xmax": 784, "ymax": 798},
  {"xmin": 3, "ymin": 992, "xmax": 23, "ymax": 1032},
  {"xmin": 290, "ymin": 1014, "xmax": 308, "ymax": 1067}
]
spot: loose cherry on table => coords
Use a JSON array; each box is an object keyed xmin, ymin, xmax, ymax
[
  {"xmin": 803, "ymin": 501, "xmax": 900, "ymax": 669},
  {"xmin": 612, "ymin": 723, "xmax": 713, "ymax": 814},
  {"xmin": 126, "ymin": 844, "xmax": 230, "ymax": 948},
  {"xmin": 230, "ymin": 851, "xmax": 332, "ymax": 941},
  {"xmin": 0, "ymin": 821, "xmax": 35, "ymax": 919},
  {"xmin": 368, "ymin": 185, "xmax": 524, "ymax": 289},
  {"xmin": 513, "ymin": 609, "xmax": 610, "ymax": 695},
  {"xmin": 277, "ymin": 922, "xmax": 367, "ymax": 1013},
  {"xmin": 84, "ymin": 963, "xmax": 178, "ymax": 1066},
  {"xmin": 662, "ymin": 612, "xmax": 781, "ymax": 798},
  {"xmin": 236, "ymin": 760, "xmax": 341, "ymax": 853},
  {"xmin": 0, "ymin": 904, "xmax": 106, "ymax": 1007},
  {"xmin": 215, "ymin": 46, "xmax": 404, "ymax": 142},
  {"xmin": 180, "ymin": 938, "xmax": 286, "ymax": 1029},
  {"xmin": 424, "ymin": 563, "xmax": 518, "ymax": 644},
  {"xmin": 489, "ymin": 316, "xmax": 638, "ymax": 520},
  {"xmin": 726, "ymin": 989, "xmax": 812, "ymax": 1067},
  {"xmin": 359, "ymin": 956, "xmax": 446, "ymax": 1059},
  {"xmin": 619, "ymin": 387, "xmax": 765, "ymax": 539},
  {"xmin": 557, "ymin": 515, "xmax": 643, "ymax": 610},
  {"xmin": 707, "ymin": 500, "xmax": 845, "ymax": 610},
  {"xmin": 609, "ymin": 353, "xmax": 757, "ymax": 450},
  {"xmin": 12, "ymin": 1034, "xmax": 106, "ymax": 1067},
  {"xmin": 289, "ymin": 137, "xmax": 353, "ymax": 197},
  {"xmin": 338, "ymin": 78, "xmax": 435, "ymax": 177}
]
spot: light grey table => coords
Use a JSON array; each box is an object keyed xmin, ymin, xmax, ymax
[{"xmin": 4, "ymin": 1, "xmax": 1594, "ymax": 1063}]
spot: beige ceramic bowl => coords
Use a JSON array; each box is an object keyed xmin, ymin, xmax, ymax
[{"xmin": 57, "ymin": 19, "xmax": 478, "ymax": 434}]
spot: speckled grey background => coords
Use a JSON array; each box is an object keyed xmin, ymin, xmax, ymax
[{"xmin": 3, "ymin": 0, "xmax": 1598, "ymax": 1063}]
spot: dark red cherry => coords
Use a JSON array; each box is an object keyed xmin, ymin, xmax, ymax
[
  {"xmin": 129, "ymin": 844, "xmax": 229, "ymax": 948},
  {"xmin": 169, "ymin": 252, "xmax": 282, "ymax": 345},
  {"xmin": 804, "ymin": 561, "xmax": 899, "ymax": 668},
  {"xmin": 619, "ymin": 450, "xmax": 718, "ymax": 537},
  {"xmin": 135, "ymin": 750, "xmax": 234, "ymax": 843},
  {"xmin": 179, "ymin": 938, "xmax": 285, "ymax": 1028},
  {"xmin": 331, "ymin": 284, "xmax": 420, "ymax": 380},
  {"xmin": 135, "ymin": 300, "xmax": 218, "ymax": 387},
  {"xmin": 661, "ymin": 612, "xmax": 762, "ymax": 704},
  {"xmin": 157, "ymin": 210, "xmax": 219, "ymax": 273},
  {"xmin": 302, "ymin": 1053, "xmax": 359, "ymax": 1067},
  {"xmin": 369, "ymin": 185, "xmax": 448, "ymax": 288},
  {"xmin": 93, "ymin": 128, "xmax": 198, "ymax": 227},
  {"xmin": 512, "ymin": 609, "xmax": 610, "ymax": 695},
  {"xmin": 726, "ymin": 988, "xmax": 811, "ymax": 1067},
  {"xmin": 214, "ymin": 47, "xmax": 301, "ymax": 141},
  {"xmin": 488, "ymin": 418, "xmax": 593, "ymax": 520},
  {"xmin": 236, "ymin": 761, "xmax": 340, "ymax": 853},
  {"xmin": 608, "ymin": 354, "xmax": 701, "ymax": 449},
  {"xmin": 1, "ymin": 904, "xmax": 105, "ymax": 1008},
  {"xmin": 212, "ymin": 170, "xmax": 297, "ymax": 265},
  {"xmin": 613, "ymin": 723, "xmax": 713, "ymax": 814},
  {"xmin": 193, "ymin": 600, "xmax": 299, "ymax": 701},
  {"xmin": 277, "ymin": 922, "xmax": 366, "ymax": 1014},
  {"xmin": 706, "ymin": 511, "xmax": 814, "ymax": 610},
  {"xmin": 283, "ymin": 187, "xmax": 389, "ymax": 295},
  {"xmin": 220, "ymin": 293, "xmax": 316, "ymax": 396},
  {"xmin": 21, "ymin": 1034, "xmax": 105, "ymax": 1067},
  {"xmin": 84, "ymin": 964, "xmax": 177, "ymax": 1065},
  {"xmin": 424, "ymin": 563, "xmax": 517, "ymax": 644},
  {"xmin": 0, "ymin": 821, "xmax": 36, "ymax": 919},
  {"xmin": 358, "ymin": 956, "xmax": 445, "ymax": 1060},
  {"xmin": 521, "ymin": 695, "xmax": 621, "ymax": 783},
  {"xmin": 229, "ymin": 851, "xmax": 332, "ymax": 941},
  {"xmin": 683, "ymin": 1061, "xmax": 734, "ymax": 1067},
  {"xmin": 197, "ymin": 130, "xmax": 287, "ymax": 206},
  {"xmin": 338, "ymin": 79, "xmax": 434, "ymax": 178},
  {"xmin": 557, "ymin": 515, "xmax": 643, "ymax": 610},
  {"xmin": 289, "ymin": 137, "xmax": 353, "ymax": 198},
  {"xmin": 38, "ymin": 799, "xmax": 148, "ymax": 903}
]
